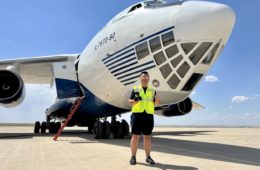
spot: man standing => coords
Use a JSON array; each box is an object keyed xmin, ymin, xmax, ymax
[{"xmin": 128, "ymin": 71, "xmax": 160, "ymax": 165}]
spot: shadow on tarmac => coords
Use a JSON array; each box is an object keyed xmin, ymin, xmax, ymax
[
  {"xmin": 1, "ymin": 129, "xmax": 260, "ymax": 166},
  {"xmin": 137, "ymin": 162, "xmax": 198, "ymax": 170}
]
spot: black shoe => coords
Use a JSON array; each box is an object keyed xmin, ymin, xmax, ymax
[
  {"xmin": 130, "ymin": 156, "xmax": 136, "ymax": 165},
  {"xmin": 146, "ymin": 156, "xmax": 155, "ymax": 165}
]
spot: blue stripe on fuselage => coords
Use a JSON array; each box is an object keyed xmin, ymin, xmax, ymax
[
  {"xmin": 54, "ymin": 78, "xmax": 129, "ymax": 118},
  {"xmin": 102, "ymin": 25, "xmax": 175, "ymax": 62}
]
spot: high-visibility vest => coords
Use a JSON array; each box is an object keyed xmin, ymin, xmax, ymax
[{"xmin": 131, "ymin": 85, "xmax": 155, "ymax": 114}]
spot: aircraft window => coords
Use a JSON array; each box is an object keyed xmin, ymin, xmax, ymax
[
  {"xmin": 136, "ymin": 42, "xmax": 150, "ymax": 60},
  {"xmin": 167, "ymin": 74, "xmax": 180, "ymax": 89},
  {"xmin": 181, "ymin": 43, "xmax": 197, "ymax": 54},
  {"xmin": 189, "ymin": 42, "xmax": 212, "ymax": 65},
  {"xmin": 171, "ymin": 55, "xmax": 183, "ymax": 68},
  {"xmin": 182, "ymin": 73, "xmax": 203, "ymax": 91},
  {"xmin": 160, "ymin": 63, "xmax": 172, "ymax": 79},
  {"xmin": 177, "ymin": 62, "xmax": 190, "ymax": 78},
  {"xmin": 154, "ymin": 51, "xmax": 166, "ymax": 66},
  {"xmin": 202, "ymin": 42, "xmax": 220, "ymax": 65},
  {"xmin": 165, "ymin": 45, "xmax": 178, "ymax": 58},
  {"xmin": 144, "ymin": 0, "xmax": 165, "ymax": 7},
  {"xmin": 149, "ymin": 37, "xmax": 162, "ymax": 53},
  {"xmin": 162, "ymin": 31, "xmax": 175, "ymax": 46},
  {"xmin": 128, "ymin": 3, "xmax": 142, "ymax": 13}
]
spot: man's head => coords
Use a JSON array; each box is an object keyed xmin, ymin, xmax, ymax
[{"xmin": 140, "ymin": 71, "xmax": 149, "ymax": 87}]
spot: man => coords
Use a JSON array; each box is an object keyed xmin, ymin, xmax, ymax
[{"xmin": 128, "ymin": 71, "xmax": 160, "ymax": 165}]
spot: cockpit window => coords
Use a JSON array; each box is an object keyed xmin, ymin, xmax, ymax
[
  {"xmin": 202, "ymin": 42, "xmax": 220, "ymax": 65},
  {"xmin": 128, "ymin": 3, "xmax": 142, "ymax": 13},
  {"xmin": 136, "ymin": 42, "xmax": 150, "ymax": 60},
  {"xmin": 162, "ymin": 31, "xmax": 175, "ymax": 47},
  {"xmin": 144, "ymin": 0, "xmax": 184, "ymax": 8},
  {"xmin": 144, "ymin": 0, "xmax": 165, "ymax": 7}
]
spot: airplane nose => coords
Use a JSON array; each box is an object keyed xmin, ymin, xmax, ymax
[{"xmin": 175, "ymin": 1, "xmax": 236, "ymax": 43}]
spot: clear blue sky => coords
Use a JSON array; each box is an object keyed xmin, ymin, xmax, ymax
[{"xmin": 0, "ymin": 0, "xmax": 259, "ymax": 126}]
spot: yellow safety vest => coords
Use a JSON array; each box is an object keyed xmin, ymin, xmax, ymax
[{"xmin": 131, "ymin": 85, "xmax": 155, "ymax": 114}]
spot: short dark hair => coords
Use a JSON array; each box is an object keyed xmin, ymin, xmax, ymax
[{"xmin": 140, "ymin": 71, "xmax": 149, "ymax": 76}]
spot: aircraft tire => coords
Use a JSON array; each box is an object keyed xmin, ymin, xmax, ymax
[
  {"xmin": 121, "ymin": 120, "xmax": 129, "ymax": 137},
  {"xmin": 93, "ymin": 121, "xmax": 103, "ymax": 139},
  {"xmin": 112, "ymin": 121, "xmax": 123, "ymax": 139},
  {"xmin": 102, "ymin": 121, "xmax": 111, "ymax": 139},
  {"xmin": 54, "ymin": 122, "xmax": 61, "ymax": 133},
  {"xmin": 40, "ymin": 121, "xmax": 47, "ymax": 133},
  {"xmin": 49, "ymin": 122, "xmax": 55, "ymax": 133},
  {"xmin": 34, "ymin": 121, "xmax": 40, "ymax": 133},
  {"xmin": 88, "ymin": 121, "xmax": 95, "ymax": 133}
]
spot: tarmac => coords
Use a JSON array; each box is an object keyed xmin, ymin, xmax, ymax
[{"xmin": 0, "ymin": 125, "xmax": 260, "ymax": 170}]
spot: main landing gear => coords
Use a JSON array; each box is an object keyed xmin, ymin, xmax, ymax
[
  {"xmin": 34, "ymin": 115, "xmax": 130, "ymax": 140},
  {"xmin": 34, "ymin": 121, "xmax": 61, "ymax": 134},
  {"xmin": 93, "ymin": 116, "xmax": 130, "ymax": 139}
]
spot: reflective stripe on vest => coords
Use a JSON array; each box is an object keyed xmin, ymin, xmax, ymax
[{"xmin": 131, "ymin": 85, "xmax": 155, "ymax": 114}]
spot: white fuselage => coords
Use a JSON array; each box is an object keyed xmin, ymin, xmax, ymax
[{"xmin": 78, "ymin": 1, "xmax": 235, "ymax": 110}]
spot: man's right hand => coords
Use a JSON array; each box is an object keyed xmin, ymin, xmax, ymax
[
  {"xmin": 129, "ymin": 99, "xmax": 139, "ymax": 105},
  {"xmin": 132, "ymin": 100, "xmax": 139, "ymax": 105}
]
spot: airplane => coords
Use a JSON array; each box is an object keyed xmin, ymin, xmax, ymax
[{"xmin": 0, "ymin": 0, "xmax": 235, "ymax": 139}]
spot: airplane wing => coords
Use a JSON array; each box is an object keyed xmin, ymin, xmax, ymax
[{"xmin": 0, "ymin": 54, "xmax": 79, "ymax": 84}]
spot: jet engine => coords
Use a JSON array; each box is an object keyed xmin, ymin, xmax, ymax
[
  {"xmin": 156, "ymin": 97, "xmax": 192, "ymax": 117},
  {"xmin": 0, "ymin": 69, "xmax": 25, "ymax": 108}
]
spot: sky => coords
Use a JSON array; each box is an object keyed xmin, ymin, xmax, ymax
[{"xmin": 0, "ymin": 0, "xmax": 259, "ymax": 126}]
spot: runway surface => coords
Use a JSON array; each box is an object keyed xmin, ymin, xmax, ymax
[{"xmin": 0, "ymin": 125, "xmax": 260, "ymax": 170}]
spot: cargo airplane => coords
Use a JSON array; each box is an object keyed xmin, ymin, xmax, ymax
[{"xmin": 0, "ymin": 0, "xmax": 236, "ymax": 139}]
